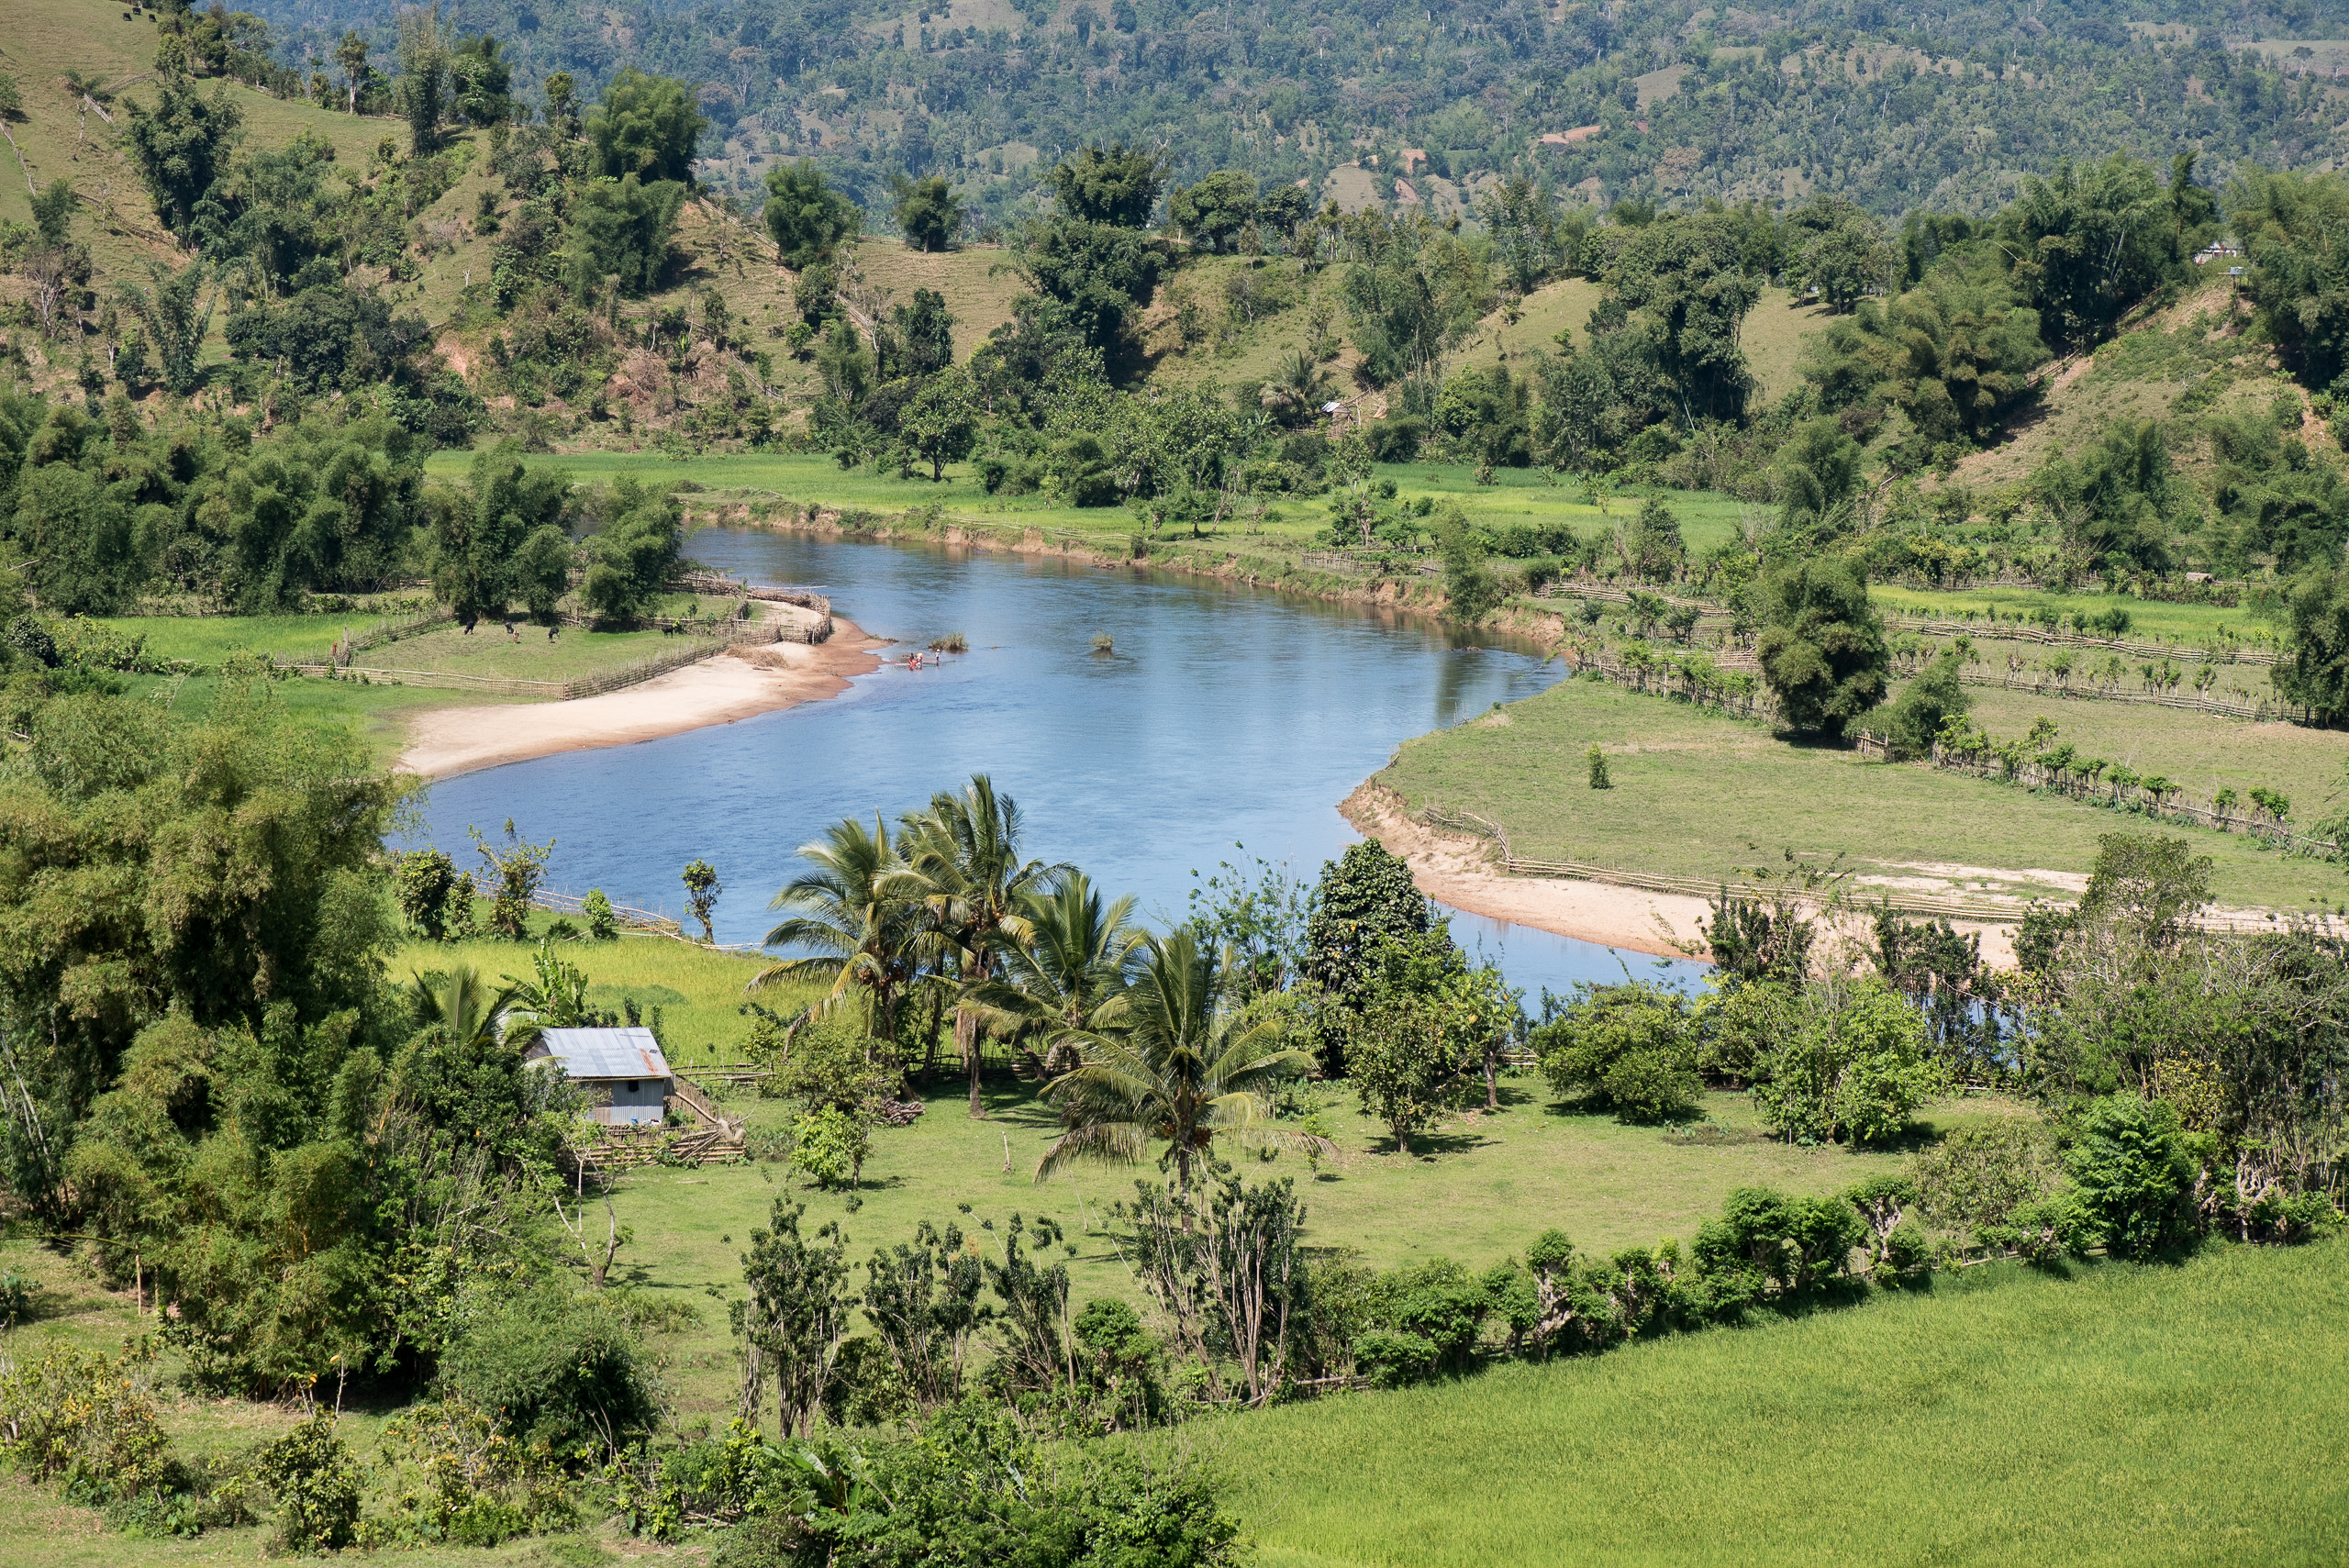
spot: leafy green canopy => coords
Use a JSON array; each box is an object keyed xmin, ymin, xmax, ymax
[
  {"xmin": 586, "ymin": 67, "xmax": 708, "ymax": 183},
  {"xmin": 1753, "ymin": 558, "xmax": 1890, "ymax": 740}
]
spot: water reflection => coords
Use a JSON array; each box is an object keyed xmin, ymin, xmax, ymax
[{"xmin": 411, "ymin": 529, "xmax": 1709, "ymax": 1000}]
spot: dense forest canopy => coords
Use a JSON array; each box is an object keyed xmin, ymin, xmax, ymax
[{"xmin": 240, "ymin": 0, "xmax": 2349, "ymax": 229}]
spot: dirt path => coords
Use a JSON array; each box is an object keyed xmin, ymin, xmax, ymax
[
  {"xmin": 397, "ymin": 617, "xmax": 887, "ymax": 779},
  {"xmin": 1341, "ymin": 784, "xmax": 2021, "ymax": 968}
]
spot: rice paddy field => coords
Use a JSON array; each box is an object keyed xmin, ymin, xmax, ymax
[{"xmin": 1207, "ymin": 1239, "xmax": 2349, "ymax": 1568}]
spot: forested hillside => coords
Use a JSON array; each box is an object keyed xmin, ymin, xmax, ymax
[{"xmin": 239, "ymin": 0, "xmax": 2349, "ymax": 228}]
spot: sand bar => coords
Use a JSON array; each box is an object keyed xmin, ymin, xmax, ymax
[
  {"xmin": 1341, "ymin": 783, "xmax": 2021, "ymax": 968},
  {"xmin": 398, "ymin": 617, "xmax": 887, "ymax": 779}
]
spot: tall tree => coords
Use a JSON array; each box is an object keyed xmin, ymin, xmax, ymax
[
  {"xmin": 751, "ymin": 813, "xmax": 923, "ymax": 1040},
  {"xmin": 1038, "ymin": 929, "xmax": 1317, "ymax": 1208},
  {"xmin": 900, "ymin": 775, "xmax": 1059, "ymax": 1117},
  {"xmin": 1754, "ymin": 559, "xmax": 1890, "ymax": 740}
]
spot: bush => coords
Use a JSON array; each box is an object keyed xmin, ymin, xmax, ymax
[
  {"xmin": 791, "ymin": 1104, "xmax": 871, "ymax": 1190},
  {"xmin": 438, "ymin": 1286, "xmax": 662, "ymax": 1462},
  {"xmin": 369, "ymin": 1400, "xmax": 577, "ymax": 1547},
  {"xmin": 2065, "ymin": 1094, "xmax": 2195, "ymax": 1258},
  {"xmin": 1533, "ymin": 983, "xmax": 1701, "ymax": 1122},
  {"xmin": 1690, "ymin": 1187, "xmax": 1865, "ymax": 1311},
  {"xmin": 582, "ymin": 888, "xmax": 620, "ymax": 940},
  {"xmin": 1353, "ymin": 1261, "xmax": 1492, "ymax": 1385},
  {"xmin": 255, "ymin": 1412, "xmax": 362, "ymax": 1554},
  {"xmin": 1751, "ymin": 978, "xmax": 1939, "ymax": 1145},
  {"xmin": 395, "ymin": 847, "xmax": 462, "ymax": 940},
  {"xmin": 0, "ymin": 1344, "xmax": 176, "ymax": 1500},
  {"xmin": 1913, "ymin": 1119, "xmax": 2066, "ymax": 1240}
]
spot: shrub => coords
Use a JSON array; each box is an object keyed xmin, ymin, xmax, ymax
[
  {"xmin": 255, "ymin": 1412, "xmax": 362, "ymax": 1554},
  {"xmin": 1586, "ymin": 744, "xmax": 1611, "ymax": 788},
  {"xmin": 792, "ymin": 1105, "xmax": 871, "ymax": 1190},
  {"xmin": 1352, "ymin": 1261, "xmax": 1491, "ymax": 1385},
  {"xmin": 0, "ymin": 1344, "xmax": 176, "ymax": 1499},
  {"xmin": 438, "ymin": 1287, "xmax": 661, "ymax": 1462},
  {"xmin": 582, "ymin": 888, "xmax": 620, "ymax": 940},
  {"xmin": 1913, "ymin": 1119, "xmax": 2066, "ymax": 1240},
  {"xmin": 1533, "ymin": 983, "xmax": 1701, "ymax": 1122},
  {"xmin": 369, "ymin": 1400, "xmax": 575, "ymax": 1547},
  {"xmin": 1691, "ymin": 1187, "xmax": 1865, "ymax": 1311},
  {"xmin": 2064, "ymin": 1094, "xmax": 2194, "ymax": 1258},
  {"xmin": 395, "ymin": 847, "xmax": 462, "ymax": 940},
  {"xmin": 1752, "ymin": 978, "xmax": 1939, "ymax": 1145}
]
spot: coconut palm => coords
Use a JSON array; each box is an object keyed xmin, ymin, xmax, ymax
[
  {"xmin": 899, "ymin": 775, "xmax": 1063, "ymax": 1118},
  {"xmin": 749, "ymin": 813, "xmax": 924, "ymax": 1040},
  {"xmin": 1261, "ymin": 347, "xmax": 1337, "ymax": 427},
  {"xmin": 410, "ymin": 965, "xmax": 520, "ymax": 1052},
  {"xmin": 1036, "ymin": 929, "xmax": 1321, "ymax": 1212},
  {"xmin": 975, "ymin": 871, "xmax": 1145, "ymax": 1074}
]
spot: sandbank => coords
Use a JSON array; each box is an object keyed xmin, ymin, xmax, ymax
[
  {"xmin": 1341, "ymin": 783, "xmax": 2021, "ymax": 969},
  {"xmin": 397, "ymin": 617, "xmax": 886, "ymax": 778}
]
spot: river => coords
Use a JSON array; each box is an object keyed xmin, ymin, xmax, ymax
[{"xmin": 413, "ymin": 529, "xmax": 1707, "ymax": 1001}]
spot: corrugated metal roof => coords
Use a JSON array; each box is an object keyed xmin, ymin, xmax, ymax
[{"xmin": 529, "ymin": 1027, "xmax": 672, "ymax": 1081}]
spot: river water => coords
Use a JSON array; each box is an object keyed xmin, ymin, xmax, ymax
[{"xmin": 412, "ymin": 529, "xmax": 1707, "ymax": 1001}]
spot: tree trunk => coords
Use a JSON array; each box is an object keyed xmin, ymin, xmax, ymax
[
  {"xmin": 1485, "ymin": 1044, "xmax": 1499, "ymax": 1112},
  {"xmin": 962, "ymin": 1005, "xmax": 984, "ymax": 1118}
]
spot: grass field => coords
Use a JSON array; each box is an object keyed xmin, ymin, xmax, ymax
[
  {"xmin": 1209, "ymin": 1240, "xmax": 2349, "ymax": 1568},
  {"xmin": 428, "ymin": 448, "xmax": 1749, "ymax": 568},
  {"xmin": 1381, "ymin": 676, "xmax": 2349, "ymax": 913},
  {"xmin": 1872, "ymin": 584, "xmax": 2279, "ymax": 647}
]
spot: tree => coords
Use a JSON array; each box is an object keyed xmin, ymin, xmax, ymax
[
  {"xmin": 1752, "ymin": 978, "xmax": 1939, "ymax": 1145},
  {"xmin": 1777, "ymin": 417, "xmax": 1864, "ymax": 529},
  {"xmin": 333, "ymin": 30, "xmax": 371, "ymax": 115},
  {"xmin": 901, "ymin": 366, "xmax": 978, "ymax": 481},
  {"xmin": 450, "ymin": 34, "xmax": 515, "ymax": 128},
  {"xmin": 1040, "ymin": 929, "xmax": 1318, "ymax": 1204},
  {"xmin": 891, "ymin": 288, "xmax": 957, "ymax": 379},
  {"xmin": 763, "ymin": 161, "xmax": 860, "ymax": 269},
  {"xmin": 1169, "ymin": 172, "xmax": 1256, "ymax": 254},
  {"xmin": 2064, "ymin": 1094, "xmax": 2193, "ymax": 1258},
  {"xmin": 1621, "ymin": 495, "xmax": 1686, "ymax": 581},
  {"xmin": 1532, "ymin": 983, "xmax": 1700, "ymax": 1123},
  {"xmin": 2276, "ymin": 566, "xmax": 2349, "ymax": 723},
  {"xmin": 863, "ymin": 1218, "xmax": 987, "ymax": 1411},
  {"xmin": 1884, "ymin": 648, "xmax": 1968, "ymax": 756},
  {"xmin": 123, "ymin": 72, "xmax": 243, "ymax": 237},
  {"xmin": 891, "ymin": 174, "xmax": 963, "ymax": 252},
  {"xmin": 1798, "ymin": 214, "xmax": 1897, "ymax": 312},
  {"xmin": 1608, "ymin": 212, "xmax": 1763, "ymax": 424},
  {"xmin": 28, "ymin": 182, "xmax": 72, "ymax": 250},
  {"xmin": 752, "ymin": 813, "xmax": 922, "ymax": 1040},
  {"xmin": 1754, "ymin": 558, "xmax": 1890, "ymax": 740},
  {"xmin": 2000, "ymin": 154, "xmax": 2178, "ymax": 353},
  {"xmin": 409, "ymin": 965, "xmax": 520, "ymax": 1056},
  {"xmin": 562, "ymin": 172, "xmax": 686, "ymax": 297},
  {"xmin": 1261, "ymin": 348, "xmax": 1335, "ymax": 427},
  {"xmin": 978, "ymin": 871, "xmax": 1143, "ymax": 1072},
  {"xmin": 1301, "ymin": 839, "xmax": 1442, "ymax": 1073},
  {"xmin": 395, "ymin": 6, "xmax": 451, "ymax": 157},
  {"xmin": 469, "ymin": 819, "xmax": 555, "ymax": 940},
  {"xmin": 429, "ymin": 447, "xmax": 571, "ymax": 625},
  {"xmin": 737, "ymin": 1196, "xmax": 852, "ymax": 1437},
  {"xmin": 581, "ymin": 484, "xmax": 681, "ymax": 621},
  {"xmin": 900, "ymin": 775, "xmax": 1058, "ymax": 1116},
  {"xmin": 1480, "ymin": 174, "xmax": 1560, "ymax": 295},
  {"xmin": 1049, "ymin": 142, "xmax": 1165, "ymax": 227},
  {"xmin": 587, "ymin": 69, "xmax": 707, "ymax": 183},
  {"xmin": 682, "ymin": 859, "xmax": 722, "ymax": 943},
  {"xmin": 1348, "ymin": 982, "xmax": 1475, "ymax": 1156}
]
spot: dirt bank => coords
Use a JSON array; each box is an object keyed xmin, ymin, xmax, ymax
[
  {"xmin": 1341, "ymin": 783, "xmax": 2022, "ymax": 969},
  {"xmin": 397, "ymin": 617, "xmax": 887, "ymax": 779}
]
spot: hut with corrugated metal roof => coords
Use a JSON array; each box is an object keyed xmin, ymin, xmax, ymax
[{"xmin": 526, "ymin": 1026, "xmax": 673, "ymax": 1126}]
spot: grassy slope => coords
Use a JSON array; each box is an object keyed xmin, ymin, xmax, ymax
[
  {"xmin": 1950, "ymin": 279, "xmax": 2308, "ymax": 490},
  {"xmin": 1, "ymin": 1, "xmax": 393, "ymax": 358},
  {"xmin": 1214, "ymin": 1240, "xmax": 2349, "ymax": 1568},
  {"xmin": 1380, "ymin": 676, "xmax": 2349, "ymax": 912}
]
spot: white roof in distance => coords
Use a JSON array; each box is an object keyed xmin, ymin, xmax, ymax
[{"xmin": 529, "ymin": 1027, "xmax": 672, "ymax": 1081}]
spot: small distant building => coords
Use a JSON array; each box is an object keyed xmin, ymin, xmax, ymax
[
  {"xmin": 528, "ymin": 1027, "xmax": 673, "ymax": 1126},
  {"xmin": 2195, "ymin": 243, "xmax": 2243, "ymax": 266}
]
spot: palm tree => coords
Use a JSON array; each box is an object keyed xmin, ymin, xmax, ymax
[
  {"xmin": 410, "ymin": 965, "xmax": 519, "ymax": 1052},
  {"xmin": 1261, "ymin": 347, "xmax": 1336, "ymax": 427},
  {"xmin": 1037, "ymin": 929, "xmax": 1321, "ymax": 1218},
  {"xmin": 750, "ymin": 813, "xmax": 923, "ymax": 1040},
  {"xmin": 975, "ymin": 871, "xmax": 1144, "ymax": 1075},
  {"xmin": 899, "ymin": 775, "xmax": 1063, "ymax": 1118}
]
